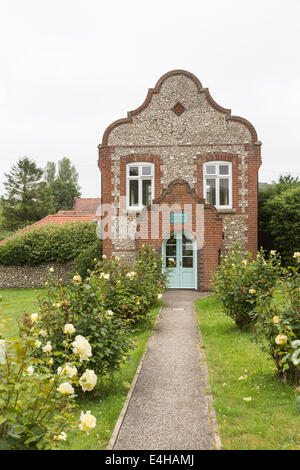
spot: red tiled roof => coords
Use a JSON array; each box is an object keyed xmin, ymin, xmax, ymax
[{"xmin": 0, "ymin": 211, "xmax": 100, "ymax": 245}]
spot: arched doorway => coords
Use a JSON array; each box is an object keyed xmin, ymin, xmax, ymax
[{"xmin": 163, "ymin": 231, "xmax": 197, "ymax": 289}]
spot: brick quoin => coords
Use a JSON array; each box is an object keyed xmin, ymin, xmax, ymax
[{"xmin": 98, "ymin": 70, "xmax": 262, "ymax": 290}]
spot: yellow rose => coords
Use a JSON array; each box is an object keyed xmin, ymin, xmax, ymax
[
  {"xmin": 64, "ymin": 323, "xmax": 76, "ymax": 334},
  {"xmin": 30, "ymin": 313, "xmax": 38, "ymax": 323},
  {"xmin": 57, "ymin": 382, "xmax": 74, "ymax": 395},
  {"xmin": 275, "ymin": 334, "xmax": 288, "ymax": 345},
  {"xmin": 273, "ymin": 316, "xmax": 280, "ymax": 324},
  {"xmin": 79, "ymin": 410, "xmax": 96, "ymax": 434},
  {"xmin": 73, "ymin": 275, "xmax": 82, "ymax": 283},
  {"xmin": 249, "ymin": 289, "xmax": 256, "ymax": 295},
  {"xmin": 72, "ymin": 335, "xmax": 92, "ymax": 362},
  {"xmin": 42, "ymin": 342, "xmax": 52, "ymax": 355},
  {"xmin": 79, "ymin": 369, "xmax": 97, "ymax": 392}
]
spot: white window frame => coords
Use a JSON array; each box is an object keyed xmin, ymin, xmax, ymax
[
  {"xmin": 203, "ymin": 161, "xmax": 232, "ymax": 209},
  {"xmin": 126, "ymin": 162, "xmax": 154, "ymax": 210}
]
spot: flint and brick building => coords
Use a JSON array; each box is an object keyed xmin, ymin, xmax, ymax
[{"xmin": 98, "ymin": 70, "xmax": 261, "ymax": 290}]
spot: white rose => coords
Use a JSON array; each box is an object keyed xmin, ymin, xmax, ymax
[
  {"xmin": 57, "ymin": 382, "xmax": 74, "ymax": 395},
  {"xmin": 30, "ymin": 313, "xmax": 38, "ymax": 323},
  {"xmin": 79, "ymin": 369, "xmax": 97, "ymax": 392},
  {"xmin": 26, "ymin": 365, "xmax": 34, "ymax": 375},
  {"xmin": 39, "ymin": 329, "xmax": 47, "ymax": 337},
  {"xmin": 64, "ymin": 323, "xmax": 76, "ymax": 335},
  {"xmin": 58, "ymin": 363, "xmax": 77, "ymax": 377},
  {"xmin": 42, "ymin": 342, "xmax": 52, "ymax": 355},
  {"xmin": 79, "ymin": 410, "xmax": 96, "ymax": 434},
  {"xmin": 0, "ymin": 340, "xmax": 6, "ymax": 364},
  {"xmin": 100, "ymin": 272, "xmax": 110, "ymax": 279},
  {"xmin": 157, "ymin": 293, "xmax": 163, "ymax": 299},
  {"xmin": 54, "ymin": 431, "xmax": 67, "ymax": 441},
  {"xmin": 72, "ymin": 335, "xmax": 92, "ymax": 362},
  {"xmin": 73, "ymin": 275, "xmax": 82, "ymax": 283},
  {"xmin": 35, "ymin": 340, "xmax": 41, "ymax": 348}
]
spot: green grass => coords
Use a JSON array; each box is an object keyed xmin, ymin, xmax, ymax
[
  {"xmin": 0, "ymin": 287, "xmax": 161, "ymax": 450},
  {"xmin": 0, "ymin": 288, "xmax": 46, "ymax": 336},
  {"xmin": 195, "ymin": 294, "xmax": 300, "ymax": 450}
]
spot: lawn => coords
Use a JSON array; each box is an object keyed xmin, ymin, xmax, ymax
[
  {"xmin": 195, "ymin": 294, "xmax": 300, "ymax": 450},
  {"xmin": 0, "ymin": 288, "xmax": 162, "ymax": 450},
  {"xmin": 0, "ymin": 288, "xmax": 45, "ymax": 336}
]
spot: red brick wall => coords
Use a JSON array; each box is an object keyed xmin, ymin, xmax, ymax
[{"xmin": 135, "ymin": 181, "xmax": 223, "ymax": 290}]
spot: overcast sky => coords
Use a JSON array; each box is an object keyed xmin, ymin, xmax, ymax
[{"xmin": 1, "ymin": 0, "xmax": 300, "ymax": 198}]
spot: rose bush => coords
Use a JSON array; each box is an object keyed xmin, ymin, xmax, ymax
[
  {"xmin": 0, "ymin": 312, "xmax": 97, "ymax": 450},
  {"xmin": 35, "ymin": 271, "xmax": 133, "ymax": 377},
  {"xmin": 213, "ymin": 246, "xmax": 281, "ymax": 328},
  {"xmin": 90, "ymin": 245, "xmax": 167, "ymax": 324},
  {"xmin": 252, "ymin": 252, "xmax": 300, "ymax": 383}
]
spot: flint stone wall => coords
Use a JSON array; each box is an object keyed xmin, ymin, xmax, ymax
[{"xmin": 0, "ymin": 261, "xmax": 74, "ymax": 288}]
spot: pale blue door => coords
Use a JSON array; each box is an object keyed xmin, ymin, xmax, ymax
[{"xmin": 164, "ymin": 232, "xmax": 196, "ymax": 289}]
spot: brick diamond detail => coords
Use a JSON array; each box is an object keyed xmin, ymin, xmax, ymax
[{"xmin": 172, "ymin": 102, "xmax": 185, "ymax": 116}]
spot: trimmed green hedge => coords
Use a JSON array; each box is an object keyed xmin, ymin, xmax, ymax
[
  {"xmin": 0, "ymin": 222, "xmax": 97, "ymax": 266},
  {"xmin": 72, "ymin": 238, "xmax": 102, "ymax": 279}
]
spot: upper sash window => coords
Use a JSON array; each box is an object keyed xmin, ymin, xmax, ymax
[
  {"xmin": 126, "ymin": 162, "xmax": 154, "ymax": 210},
  {"xmin": 203, "ymin": 162, "xmax": 232, "ymax": 209}
]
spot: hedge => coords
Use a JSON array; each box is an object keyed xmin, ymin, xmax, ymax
[
  {"xmin": 72, "ymin": 238, "xmax": 102, "ymax": 279},
  {"xmin": 0, "ymin": 222, "xmax": 98, "ymax": 266}
]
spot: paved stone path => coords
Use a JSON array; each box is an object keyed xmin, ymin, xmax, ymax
[{"xmin": 112, "ymin": 290, "xmax": 219, "ymax": 450}]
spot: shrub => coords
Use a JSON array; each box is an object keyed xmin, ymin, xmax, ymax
[
  {"xmin": 0, "ymin": 222, "xmax": 97, "ymax": 266},
  {"xmin": 72, "ymin": 239, "xmax": 102, "ymax": 280},
  {"xmin": 0, "ymin": 311, "xmax": 97, "ymax": 449},
  {"xmin": 213, "ymin": 246, "xmax": 281, "ymax": 328},
  {"xmin": 36, "ymin": 269, "xmax": 133, "ymax": 378},
  {"xmin": 94, "ymin": 245, "xmax": 167, "ymax": 324},
  {"xmin": 252, "ymin": 253, "xmax": 300, "ymax": 383}
]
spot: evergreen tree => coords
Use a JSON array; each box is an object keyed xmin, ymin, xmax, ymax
[
  {"xmin": 45, "ymin": 157, "xmax": 81, "ymax": 211},
  {"xmin": 1, "ymin": 157, "xmax": 54, "ymax": 230}
]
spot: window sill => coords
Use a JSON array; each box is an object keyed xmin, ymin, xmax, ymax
[{"xmin": 217, "ymin": 208, "xmax": 236, "ymax": 214}]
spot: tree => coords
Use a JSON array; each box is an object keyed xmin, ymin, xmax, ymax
[
  {"xmin": 1, "ymin": 157, "xmax": 54, "ymax": 230},
  {"xmin": 44, "ymin": 161, "xmax": 56, "ymax": 185},
  {"xmin": 45, "ymin": 157, "xmax": 81, "ymax": 211},
  {"xmin": 258, "ymin": 174, "xmax": 300, "ymax": 264},
  {"xmin": 264, "ymin": 186, "xmax": 300, "ymax": 265}
]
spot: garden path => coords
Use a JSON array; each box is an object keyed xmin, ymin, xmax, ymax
[{"xmin": 110, "ymin": 290, "xmax": 220, "ymax": 450}]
